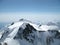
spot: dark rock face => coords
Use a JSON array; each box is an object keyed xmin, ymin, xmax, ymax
[
  {"xmin": 4, "ymin": 43, "xmax": 8, "ymax": 45},
  {"xmin": 13, "ymin": 23, "xmax": 60, "ymax": 45},
  {"xmin": 11, "ymin": 22, "xmax": 14, "ymax": 25},
  {"xmin": 12, "ymin": 22, "xmax": 60, "ymax": 45},
  {"xmin": 0, "ymin": 28, "xmax": 10, "ymax": 42},
  {"xmin": 54, "ymin": 31, "xmax": 60, "ymax": 39},
  {"xmin": 19, "ymin": 19, "xmax": 24, "ymax": 21},
  {"xmin": 23, "ymin": 24, "xmax": 36, "ymax": 36},
  {"xmin": 48, "ymin": 30, "xmax": 60, "ymax": 39},
  {"xmin": 0, "ymin": 43, "xmax": 2, "ymax": 45},
  {"xmin": 46, "ymin": 36, "xmax": 54, "ymax": 45},
  {"xmin": 22, "ymin": 24, "xmax": 36, "ymax": 43},
  {"xmin": 14, "ymin": 23, "xmax": 36, "ymax": 43}
]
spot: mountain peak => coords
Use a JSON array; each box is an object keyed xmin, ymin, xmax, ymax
[
  {"xmin": 19, "ymin": 18, "xmax": 32, "ymax": 23},
  {"xmin": 19, "ymin": 18, "xmax": 24, "ymax": 21},
  {"xmin": 0, "ymin": 19, "xmax": 60, "ymax": 45}
]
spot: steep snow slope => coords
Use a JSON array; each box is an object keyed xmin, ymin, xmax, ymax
[
  {"xmin": 0, "ymin": 19, "xmax": 60, "ymax": 45},
  {"xmin": 8, "ymin": 22, "xmax": 24, "ymax": 29}
]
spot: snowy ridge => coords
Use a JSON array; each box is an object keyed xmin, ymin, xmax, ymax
[{"xmin": 0, "ymin": 19, "xmax": 60, "ymax": 45}]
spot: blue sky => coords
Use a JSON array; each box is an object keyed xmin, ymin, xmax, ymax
[
  {"xmin": 0, "ymin": 0, "xmax": 60, "ymax": 12},
  {"xmin": 0, "ymin": 0, "xmax": 60, "ymax": 23}
]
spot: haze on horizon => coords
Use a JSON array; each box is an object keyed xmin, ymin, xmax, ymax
[{"xmin": 0, "ymin": 0, "xmax": 60, "ymax": 23}]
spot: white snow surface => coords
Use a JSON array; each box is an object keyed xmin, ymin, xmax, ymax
[
  {"xmin": 8, "ymin": 27, "xmax": 19, "ymax": 39},
  {"xmin": 8, "ymin": 20, "xmax": 59, "ymax": 31},
  {"xmin": 39, "ymin": 25, "xmax": 59, "ymax": 31},
  {"xmin": 8, "ymin": 22, "xmax": 24, "ymax": 29},
  {"xmin": 0, "ymin": 19, "xmax": 60, "ymax": 45}
]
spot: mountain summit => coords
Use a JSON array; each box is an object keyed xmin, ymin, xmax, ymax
[{"xmin": 0, "ymin": 19, "xmax": 60, "ymax": 45}]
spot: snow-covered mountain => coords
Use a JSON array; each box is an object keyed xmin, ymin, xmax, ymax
[{"xmin": 0, "ymin": 19, "xmax": 60, "ymax": 45}]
